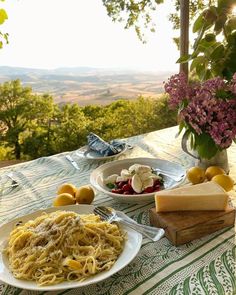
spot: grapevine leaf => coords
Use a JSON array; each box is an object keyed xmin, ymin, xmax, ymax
[{"xmin": 0, "ymin": 9, "xmax": 7, "ymax": 25}]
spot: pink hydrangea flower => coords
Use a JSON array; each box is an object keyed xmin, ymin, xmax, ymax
[
  {"xmin": 165, "ymin": 73, "xmax": 236, "ymax": 149},
  {"xmin": 164, "ymin": 72, "xmax": 196, "ymax": 108}
]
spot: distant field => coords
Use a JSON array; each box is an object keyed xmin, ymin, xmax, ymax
[{"xmin": 0, "ymin": 66, "xmax": 174, "ymax": 105}]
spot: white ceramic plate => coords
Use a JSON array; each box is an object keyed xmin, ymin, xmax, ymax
[
  {"xmin": 75, "ymin": 144, "xmax": 129, "ymax": 160},
  {"xmin": 90, "ymin": 157, "xmax": 186, "ymax": 203},
  {"xmin": 0, "ymin": 205, "xmax": 142, "ymax": 291}
]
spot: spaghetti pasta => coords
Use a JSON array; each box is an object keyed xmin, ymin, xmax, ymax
[{"xmin": 5, "ymin": 210, "xmax": 125, "ymax": 286}]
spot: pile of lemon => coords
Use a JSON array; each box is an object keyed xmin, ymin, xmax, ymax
[
  {"xmin": 53, "ymin": 183, "xmax": 95, "ymax": 206},
  {"xmin": 187, "ymin": 166, "xmax": 234, "ymax": 192}
]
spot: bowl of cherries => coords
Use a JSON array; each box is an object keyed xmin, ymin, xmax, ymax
[{"xmin": 90, "ymin": 157, "xmax": 186, "ymax": 203}]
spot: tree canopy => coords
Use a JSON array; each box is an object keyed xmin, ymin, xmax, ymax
[
  {"xmin": 0, "ymin": 80, "xmax": 56, "ymax": 159},
  {"xmin": 102, "ymin": 0, "xmax": 210, "ymax": 43},
  {"xmin": 0, "ymin": 80, "xmax": 177, "ymax": 161},
  {"xmin": 180, "ymin": 0, "xmax": 236, "ymax": 80},
  {"xmin": 103, "ymin": 0, "xmax": 236, "ymax": 80}
]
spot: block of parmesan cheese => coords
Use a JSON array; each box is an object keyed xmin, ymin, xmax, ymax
[{"xmin": 155, "ymin": 182, "xmax": 229, "ymax": 212}]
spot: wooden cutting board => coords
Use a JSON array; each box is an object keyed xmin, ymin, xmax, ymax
[{"xmin": 149, "ymin": 206, "xmax": 235, "ymax": 246}]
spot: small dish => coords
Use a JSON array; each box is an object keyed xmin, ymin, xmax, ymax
[
  {"xmin": 75, "ymin": 144, "xmax": 129, "ymax": 160},
  {"xmin": 90, "ymin": 157, "xmax": 186, "ymax": 203}
]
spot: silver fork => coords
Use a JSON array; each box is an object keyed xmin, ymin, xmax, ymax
[
  {"xmin": 94, "ymin": 206, "xmax": 165, "ymax": 242},
  {"xmin": 152, "ymin": 168, "xmax": 185, "ymax": 182}
]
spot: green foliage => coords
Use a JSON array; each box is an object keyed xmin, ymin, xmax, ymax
[
  {"xmin": 0, "ymin": 2, "xmax": 8, "ymax": 48},
  {"xmin": 190, "ymin": 129, "xmax": 219, "ymax": 159},
  {"xmin": 102, "ymin": 0, "xmax": 163, "ymax": 42},
  {"xmin": 169, "ymin": 0, "xmax": 210, "ymax": 30},
  {"xmin": 102, "ymin": 0, "xmax": 211, "ymax": 43},
  {"xmin": 83, "ymin": 95, "xmax": 177, "ymax": 142},
  {"xmin": 0, "ymin": 145, "xmax": 12, "ymax": 160},
  {"xmin": 0, "ymin": 8, "xmax": 7, "ymax": 24},
  {"xmin": 178, "ymin": 0, "xmax": 236, "ymax": 80},
  {"xmin": 52, "ymin": 104, "xmax": 89, "ymax": 153},
  {"xmin": 102, "ymin": 0, "xmax": 236, "ymax": 80},
  {"xmin": 0, "ymin": 80, "xmax": 177, "ymax": 160},
  {"xmin": 0, "ymin": 80, "xmax": 56, "ymax": 159}
]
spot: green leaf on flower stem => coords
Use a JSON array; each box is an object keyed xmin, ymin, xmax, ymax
[
  {"xmin": 216, "ymin": 89, "xmax": 235, "ymax": 100},
  {"xmin": 0, "ymin": 9, "xmax": 7, "ymax": 25},
  {"xmin": 178, "ymin": 99, "xmax": 188, "ymax": 112},
  {"xmin": 178, "ymin": 121, "xmax": 186, "ymax": 135},
  {"xmin": 190, "ymin": 133, "xmax": 195, "ymax": 150},
  {"xmin": 195, "ymin": 133, "xmax": 218, "ymax": 159}
]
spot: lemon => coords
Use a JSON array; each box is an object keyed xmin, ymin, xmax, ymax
[
  {"xmin": 205, "ymin": 166, "xmax": 225, "ymax": 181},
  {"xmin": 53, "ymin": 193, "xmax": 76, "ymax": 206},
  {"xmin": 57, "ymin": 183, "xmax": 77, "ymax": 197},
  {"xmin": 211, "ymin": 174, "xmax": 234, "ymax": 192},
  {"xmin": 75, "ymin": 185, "xmax": 95, "ymax": 204},
  {"xmin": 187, "ymin": 166, "xmax": 205, "ymax": 184}
]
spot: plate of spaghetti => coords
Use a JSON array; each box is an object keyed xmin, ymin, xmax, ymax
[{"xmin": 0, "ymin": 205, "xmax": 142, "ymax": 291}]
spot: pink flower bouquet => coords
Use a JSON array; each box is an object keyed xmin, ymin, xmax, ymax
[{"xmin": 164, "ymin": 73, "xmax": 236, "ymax": 159}]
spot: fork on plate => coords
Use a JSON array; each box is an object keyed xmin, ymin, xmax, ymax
[
  {"xmin": 94, "ymin": 206, "xmax": 165, "ymax": 241},
  {"xmin": 152, "ymin": 168, "xmax": 185, "ymax": 182}
]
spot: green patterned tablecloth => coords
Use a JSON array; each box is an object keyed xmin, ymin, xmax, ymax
[{"xmin": 0, "ymin": 126, "xmax": 235, "ymax": 295}]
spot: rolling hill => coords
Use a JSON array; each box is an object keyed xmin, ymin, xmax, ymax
[{"xmin": 0, "ymin": 66, "xmax": 174, "ymax": 106}]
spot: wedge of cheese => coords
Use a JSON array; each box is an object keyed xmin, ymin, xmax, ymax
[{"xmin": 155, "ymin": 182, "xmax": 229, "ymax": 212}]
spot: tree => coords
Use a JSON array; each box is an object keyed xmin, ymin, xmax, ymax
[
  {"xmin": 52, "ymin": 104, "xmax": 89, "ymax": 153},
  {"xmin": 179, "ymin": 0, "xmax": 236, "ymax": 80},
  {"xmin": 0, "ymin": 80, "xmax": 177, "ymax": 160},
  {"xmin": 21, "ymin": 94, "xmax": 58, "ymax": 158},
  {"xmin": 0, "ymin": 80, "xmax": 56, "ymax": 159},
  {"xmin": 102, "ymin": 0, "xmax": 210, "ymax": 43},
  {"xmin": 83, "ymin": 96, "xmax": 177, "ymax": 141},
  {"xmin": 103, "ymin": 1, "xmax": 236, "ymax": 80}
]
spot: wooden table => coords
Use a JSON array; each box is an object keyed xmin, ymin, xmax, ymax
[{"xmin": 0, "ymin": 126, "xmax": 235, "ymax": 295}]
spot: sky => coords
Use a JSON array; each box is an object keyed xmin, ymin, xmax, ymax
[{"xmin": 0, "ymin": 0, "xmax": 180, "ymax": 72}]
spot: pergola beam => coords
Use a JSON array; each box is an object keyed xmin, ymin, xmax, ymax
[{"xmin": 180, "ymin": 0, "xmax": 189, "ymax": 77}]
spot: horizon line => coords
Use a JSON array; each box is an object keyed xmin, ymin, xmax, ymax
[{"xmin": 0, "ymin": 65, "xmax": 177, "ymax": 73}]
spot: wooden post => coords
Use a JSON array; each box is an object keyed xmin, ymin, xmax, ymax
[{"xmin": 180, "ymin": 0, "xmax": 189, "ymax": 77}]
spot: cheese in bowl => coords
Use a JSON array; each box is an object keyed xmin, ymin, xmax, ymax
[
  {"xmin": 90, "ymin": 157, "xmax": 186, "ymax": 203},
  {"xmin": 104, "ymin": 164, "xmax": 164, "ymax": 195}
]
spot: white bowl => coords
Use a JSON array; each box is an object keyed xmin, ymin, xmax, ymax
[{"xmin": 90, "ymin": 157, "xmax": 186, "ymax": 203}]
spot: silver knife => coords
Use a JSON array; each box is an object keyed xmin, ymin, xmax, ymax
[{"xmin": 65, "ymin": 155, "xmax": 80, "ymax": 170}]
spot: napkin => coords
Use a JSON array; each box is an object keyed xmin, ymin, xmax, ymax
[{"xmin": 87, "ymin": 132, "xmax": 126, "ymax": 156}]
